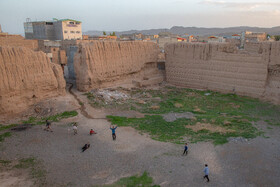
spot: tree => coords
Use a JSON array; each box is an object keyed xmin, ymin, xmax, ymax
[
  {"xmin": 267, "ymin": 34, "xmax": 271, "ymax": 39},
  {"xmin": 109, "ymin": 32, "xmax": 116, "ymax": 36},
  {"xmin": 103, "ymin": 31, "xmax": 106, "ymax": 36},
  {"xmin": 274, "ymin": 35, "xmax": 280, "ymax": 41}
]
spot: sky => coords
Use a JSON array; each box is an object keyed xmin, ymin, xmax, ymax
[{"xmin": 0, "ymin": 0, "xmax": 280, "ymax": 34}]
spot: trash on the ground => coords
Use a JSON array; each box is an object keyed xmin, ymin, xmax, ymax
[
  {"xmin": 91, "ymin": 89, "xmax": 130, "ymax": 102},
  {"xmin": 228, "ymin": 137, "xmax": 248, "ymax": 143},
  {"xmin": 163, "ymin": 112, "xmax": 194, "ymax": 122}
]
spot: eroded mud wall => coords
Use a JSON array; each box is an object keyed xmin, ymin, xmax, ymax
[
  {"xmin": 74, "ymin": 41, "xmax": 163, "ymax": 91},
  {"xmin": 165, "ymin": 42, "xmax": 280, "ymax": 104},
  {"xmin": 0, "ymin": 47, "xmax": 66, "ymax": 115},
  {"xmin": 0, "ymin": 34, "xmax": 38, "ymax": 50}
]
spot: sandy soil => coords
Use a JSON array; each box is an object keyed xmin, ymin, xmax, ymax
[{"xmin": 0, "ymin": 85, "xmax": 280, "ymax": 186}]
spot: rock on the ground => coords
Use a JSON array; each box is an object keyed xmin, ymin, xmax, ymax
[{"xmin": 162, "ymin": 112, "xmax": 194, "ymax": 122}]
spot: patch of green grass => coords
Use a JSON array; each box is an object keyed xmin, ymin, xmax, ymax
[
  {"xmin": 22, "ymin": 116, "xmax": 37, "ymax": 124},
  {"xmin": 107, "ymin": 114, "xmax": 260, "ymax": 145},
  {"xmin": 0, "ymin": 160, "xmax": 12, "ymax": 166},
  {"xmin": 100, "ymin": 87, "xmax": 280, "ymax": 145},
  {"xmin": 264, "ymin": 119, "xmax": 280, "ymax": 126},
  {"xmin": 0, "ymin": 124, "xmax": 17, "ymax": 131},
  {"xmin": 15, "ymin": 158, "xmax": 36, "ymax": 169},
  {"xmin": 42, "ymin": 111, "xmax": 78, "ymax": 122},
  {"xmin": 103, "ymin": 171, "xmax": 160, "ymax": 187},
  {"xmin": 22, "ymin": 110, "xmax": 78, "ymax": 125},
  {"xmin": 14, "ymin": 157, "xmax": 46, "ymax": 185},
  {"xmin": 0, "ymin": 132, "xmax": 12, "ymax": 142}
]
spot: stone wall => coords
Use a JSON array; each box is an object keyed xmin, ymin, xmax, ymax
[
  {"xmin": 0, "ymin": 47, "xmax": 66, "ymax": 115},
  {"xmin": 74, "ymin": 41, "xmax": 164, "ymax": 91},
  {"xmin": 165, "ymin": 42, "xmax": 280, "ymax": 104}
]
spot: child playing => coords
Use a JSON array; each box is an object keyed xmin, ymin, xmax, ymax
[
  {"xmin": 182, "ymin": 143, "xmax": 188, "ymax": 155},
  {"xmin": 90, "ymin": 129, "xmax": 97, "ymax": 135}
]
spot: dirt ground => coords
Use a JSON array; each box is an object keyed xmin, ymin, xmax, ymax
[{"xmin": 0, "ymin": 85, "xmax": 280, "ymax": 187}]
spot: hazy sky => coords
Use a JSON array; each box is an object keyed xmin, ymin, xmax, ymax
[{"xmin": 0, "ymin": 0, "xmax": 280, "ymax": 34}]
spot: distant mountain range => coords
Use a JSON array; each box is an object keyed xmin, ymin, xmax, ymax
[{"xmin": 84, "ymin": 26, "xmax": 280, "ymax": 37}]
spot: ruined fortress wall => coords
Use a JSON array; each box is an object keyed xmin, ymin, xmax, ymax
[
  {"xmin": 0, "ymin": 34, "xmax": 38, "ymax": 50},
  {"xmin": 74, "ymin": 41, "xmax": 163, "ymax": 91},
  {"xmin": 165, "ymin": 42, "xmax": 280, "ymax": 104},
  {"xmin": 265, "ymin": 42, "xmax": 280, "ymax": 104},
  {"xmin": 0, "ymin": 47, "xmax": 66, "ymax": 115}
]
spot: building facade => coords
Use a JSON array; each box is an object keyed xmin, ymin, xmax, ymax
[
  {"xmin": 244, "ymin": 31, "xmax": 267, "ymax": 42},
  {"xmin": 24, "ymin": 19, "xmax": 82, "ymax": 40}
]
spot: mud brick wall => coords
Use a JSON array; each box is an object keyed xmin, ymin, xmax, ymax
[
  {"xmin": 74, "ymin": 41, "xmax": 162, "ymax": 91},
  {"xmin": 0, "ymin": 47, "xmax": 65, "ymax": 115},
  {"xmin": 0, "ymin": 34, "xmax": 38, "ymax": 50},
  {"xmin": 165, "ymin": 42, "xmax": 280, "ymax": 104}
]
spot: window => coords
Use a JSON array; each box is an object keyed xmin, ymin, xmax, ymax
[
  {"xmin": 70, "ymin": 31, "xmax": 75, "ymax": 33},
  {"xmin": 64, "ymin": 31, "xmax": 68, "ymax": 33},
  {"xmin": 76, "ymin": 31, "xmax": 80, "ymax": 33},
  {"xmin": 46, "ymin": 22, "xmax": 53, "ymax": 25},
  {"xmin": 69, "ymin": 22, "xmax": 74, "ymax": 24}
]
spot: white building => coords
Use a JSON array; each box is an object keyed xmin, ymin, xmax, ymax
[{"xmin": 24, "ymin": 19, "xmax": 82, "ymax": 40}]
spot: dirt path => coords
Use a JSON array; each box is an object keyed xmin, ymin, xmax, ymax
[
  {"xmin": 68, "ymin": 83, "xmax": 107, "ymax": 120},
  {"xmin": 0, "ymin": 85, "xmax": 280, "ymax": 186}
]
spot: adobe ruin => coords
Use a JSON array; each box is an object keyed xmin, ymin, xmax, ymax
[
  {"xmin": 165, "ymin": 42, "xmax": 280, "ymax": 104},
  {"xmin": 0, "ymin": 35, "xmax": 279, "ymax": 117}
]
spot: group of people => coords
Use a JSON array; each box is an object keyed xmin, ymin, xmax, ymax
[
  {"xmin": 45, "ymin": 120, "xmax": 210, "ymax": 182},
  {"xmin": 44, "ymin": 120, "xmax": 118, "ymax": 150}
]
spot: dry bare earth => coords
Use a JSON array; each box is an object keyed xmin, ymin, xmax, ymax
[{"xmin": 0, "ymin": 87, "xmax": 280, "ymax": 186}]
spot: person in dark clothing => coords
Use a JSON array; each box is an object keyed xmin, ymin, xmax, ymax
[
  {"xmin": 82, "ymin": 143, "xmax": 90, "ymax": 152},
  {"xmin": 110, "ymin": 125, "xmax": 117, "ymax": 140},
  {"xmin": 203, "ymin": 164, "xmax": 210, "ymax": 182},
  {"xmin": 182, "ymin": 143, "xmax": 188, "ymax": 155},
  {"xmin": 45, "ymin": 120, "xmax": 53, "ymax": 132}
]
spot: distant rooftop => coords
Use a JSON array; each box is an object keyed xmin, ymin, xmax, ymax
[
  {"xmin": 25, "ymin": 18, "xmax": 81, "ymax": 23},
  {"xmin": 54, "ymin": 18, "xmax": 82, "ymax": 23}
]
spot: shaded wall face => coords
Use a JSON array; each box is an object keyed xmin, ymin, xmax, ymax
[
  {"xmin": 165, "ymin": 42, "xmax": 280, "ymax": 104},
  {"xmin": 32, "ymin": 24, "xmax": 48, "ymax": 40},
  {"xmin": 74, "ymin": 41, "xmax": 161, "ymax": 91},
  {"xmin": 0, "ymin": 47, "xmax": 65, "ymax": 115},
  {"xmin": 54, "ymin": 22, "xmax": 63, "ymax": 41},
  {"xmin": 265, "ymin": 42, "xmax": 280, "ymax": 104},
  {"xmin": 67, "ymin": 46, "xmax": 78, "ymax": 80}
]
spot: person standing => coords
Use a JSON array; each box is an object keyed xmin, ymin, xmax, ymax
[
  {"xmin": 73, "ymin": 123, "xmax": 78, "ymax": 135},
  {"xmin": 182, "ymin": 143, "xmax": 188, "ymax": 155},
  {"xmin": 203, "ymin": 164, "xmax": 210, "ymax": 182},
  {"xmin": 110, "ymin": 125, "xmax": 117, "ymax": 140}
]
